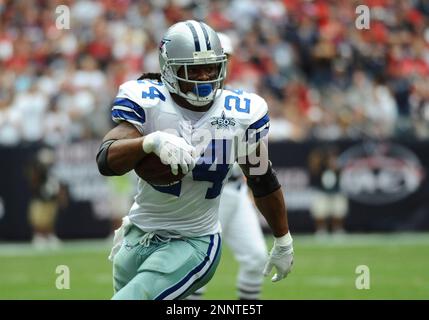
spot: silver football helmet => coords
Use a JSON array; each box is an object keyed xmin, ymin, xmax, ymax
[{"xmin": 159, "ymin": 20, "xmax": 227, "ymax": 107}]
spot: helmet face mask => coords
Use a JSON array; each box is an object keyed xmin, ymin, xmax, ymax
[{"xmin": 159, "ymin": 21, "xmax": 228, "ymax": 107}]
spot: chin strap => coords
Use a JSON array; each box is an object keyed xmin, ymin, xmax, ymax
[
  {"xmin": 185, "ymin": 92, "xmax": 215, "ymax": 107},
  {"xmin": 185, "ymin": 96, "xmax": 213, "ymax": 107}
]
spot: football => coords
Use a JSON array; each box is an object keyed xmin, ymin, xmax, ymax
[{"xmin": 134, "ymin": 153, "xmax": 186, "ymax": 185}]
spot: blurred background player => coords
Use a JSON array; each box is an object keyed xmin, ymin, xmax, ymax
[
  {"xmin": 27, "ymin": 147, "xmax": 61, "ymax": 249},
  {"xmin": 308, "ymin": 146, "xmax": 348, "ymax": 236},
  {"xmin": 217, "ymin": 163, "xmax": 268, "ymax": 300},
  {"xmin": 188, "ymin": 32, "xmax": 268, "ymax": 300}
]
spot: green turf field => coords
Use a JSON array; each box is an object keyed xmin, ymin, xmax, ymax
[{"xmin": 0, "ymin": 233, "xmax": 428, "ymax": 300}]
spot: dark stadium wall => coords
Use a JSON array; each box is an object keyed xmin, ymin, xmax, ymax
[
  {"xmin": 1, "ymin": 139, "xmax": 429, "ymax": 240},
  {"xmin": 0, "ymin": 143, "xmax": 111, "ymax": 241},
  {"xmin": 269, "ymin": 140, "xmax": 429, "ymax": 233}
]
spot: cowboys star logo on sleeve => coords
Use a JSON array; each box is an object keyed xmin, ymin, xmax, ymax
[{"xmin": 211, "ymin": 111, "xmax": 236, "ymax": 129}]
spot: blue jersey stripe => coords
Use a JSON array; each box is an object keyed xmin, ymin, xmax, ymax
[
  {"xmin": 245, "ymin": 124, "xmax": 270, "ymax": 142},
  {"xmin": 112, "ymin": 98, "xmax": 145, "ymax": 121},
  {"xmin": 112, "ymin": 109, "xmax": 144, "ymax": 124},
  {"xmin": 255, "ymin": 125, "xmax": 269, "ymax": 143},
  {"xmin": 248, "ymin": 112, "xmax": 269, "ymax": 130},
  {"xmin": 246, "ymin": 113, "xmax": 270, "ymax": 142},
  {"xmin": 154, "ymin": 234, "xmax": 221, "ymax": 300}
]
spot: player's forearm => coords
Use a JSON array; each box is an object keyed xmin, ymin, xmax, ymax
[
  {"xmin": 97, "ymin": 121, "xmax": 148, "ymax": 176},
  {"xmin": 254, "ymin": 188, "xmax": 289, "ymax": 237},
  {"xmin": 240, "ymin": 154, "xmax": 289, "ymax": 237},
  {"xmin": 106, "ymin": 137, "xmax": 147, "ymax": 175}
]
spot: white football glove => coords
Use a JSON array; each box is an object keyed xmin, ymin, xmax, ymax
[
  {"xmin": 263, "ymin": 232, "xmax": 294, "ymax": 282},
  {"xmin": 142, "ymin": 131, "xmax": 196, "ymax": 175}
]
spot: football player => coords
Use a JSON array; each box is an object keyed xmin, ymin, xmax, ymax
[{"xmin": 96, "ymin": 20, "xmax": 294, "ymax": 300}]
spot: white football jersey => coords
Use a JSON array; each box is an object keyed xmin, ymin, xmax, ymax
[{"xmin": 111, "ymin": 79, "xmax": 269, "ymax": 237}]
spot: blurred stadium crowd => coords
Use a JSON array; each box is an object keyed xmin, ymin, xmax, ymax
[{"xmin": 1, "ymin": 0, "xmax": 429, "ymax": 147}]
